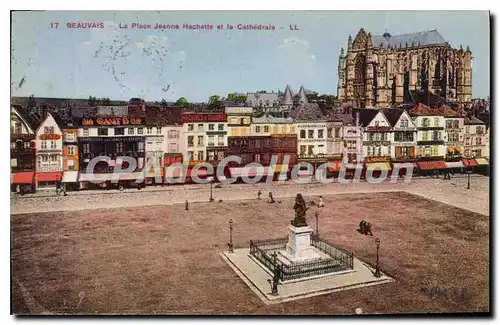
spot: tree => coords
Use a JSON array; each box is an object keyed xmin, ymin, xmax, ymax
[
  {"xmin": 88, "ymin": 96, "xmax": 97, "ymax": 106},
  {"xmin": 256, "ymin": 90, "xmax": 267, "ymax": 94},
  {"xmin": 207, "ymin": 95, "xmax": 223, "ymax": 111},
  {"xmin": 175, "ymin": 97, "xmax": 190, "ymax": 107},
  {"xmin": 306, "ymin": 91, "xmax": 319, "ymax": 102},
  {"xmin": 161, "ymin": 99, "xmax": 168, "ymax": 107},
  {"xmin": 226, "ymin": 92, "xmax": 247, "ymax": 103},
  {"xmin": 100, "ymin": 97, "xmax": 111, "ymax": 105},
  {"xmin": 208, "ymin": 95, "xmax": 221, "ymax": 104},
  {"xmin": 318, "ymin": 94, "xmax": 338, "ymax": 106}
]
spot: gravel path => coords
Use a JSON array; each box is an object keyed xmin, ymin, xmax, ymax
[{"xmin": 10, "ymin": 175, "xmax": 489, "ymax": 216}]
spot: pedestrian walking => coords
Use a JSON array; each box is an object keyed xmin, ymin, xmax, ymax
[
  {"xmin": 268, "ymin": 192, "xmax": 275, "ymax": 204},
  {"xmin": 257, "ymin": 190, "xmax": 262, "ymax": 200},
  {"xmin": 318, "ymin": 196, "xmax": 325, "ymax": 208},
  {"xmin": 185, "ymin": 200, "xmax": 189, "ymax": 211},
  {"xmin": 366, "ymin": 222, "xmax": 373, "ymax": 236}
]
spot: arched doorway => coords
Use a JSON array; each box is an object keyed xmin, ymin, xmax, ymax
[{"xmin": 353, "ymin": 54, "xmax": 367, "ymax": 108}]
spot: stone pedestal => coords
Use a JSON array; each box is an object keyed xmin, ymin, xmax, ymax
[{"xmin": 284, "ymin": 225, "xmax": 320, "ymax": 262}]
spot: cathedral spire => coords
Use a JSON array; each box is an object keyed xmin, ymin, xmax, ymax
[
  {"xmin": 348, "ymin": 34, "xmax": 353, "ymax": 50},
  {"xmin": 340, "ymin": 47, "xmax": 344, "ymax": 56},
  {"xmin": 466, "ymin": 45, "xmax": 471, "ymax": 53}
]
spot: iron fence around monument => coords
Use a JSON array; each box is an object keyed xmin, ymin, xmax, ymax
[{"xmin": 249, "ymin": 237, "xmax": 354, "ymax": 282}]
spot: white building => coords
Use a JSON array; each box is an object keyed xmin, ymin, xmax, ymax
[
  {"xmin": 181, "ymin": 113, "xmax": 228, "ymax": 164},
  {"xmin": 357, "ymin": 109, "xmax": 392, "ymax": 160},
  {"xmin": 383, "ymin": 108, "xmax": 417, "ymax": 161},
  {"xmin": 35, "ymin": 113, "xmax": 64, "ymax": 189},
  {"xmin": 464, "ymin": 116, "xmax": 487, "ymax": 158},
  {"xmin": 409, "ymin": 104, "xmax": 447, "ymax": 159}
]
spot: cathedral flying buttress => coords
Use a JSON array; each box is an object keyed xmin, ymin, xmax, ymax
[{"xmin": 337, "ymin": 28, "xmax": 473, "ymax": 108}]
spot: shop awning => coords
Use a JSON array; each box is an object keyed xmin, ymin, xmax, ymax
[
  {"xmin": 462, "ymin": 159, "xmax": 478, "ymax": 167},
  {"xmin": 62, "ymin": 171, "xmax": 79, "ymax": 183},
  {"xmin": 229, "ymin": 166, "xmax": 270, "ymax": 178},
  {"xmin": 36, "ymin": 172, "xmax": 62, "ymax": 182},
  {"xmin": 416, "ymin": 161, "xmax": 447, "ymax": 170},
  {"xmin": 12, "ymin": 172, "xmax": 34, "ymax": 184},
  {"xmin": 475, "ymin": 158, "xmax": 489, "ymax": 165},
  {"xmin": 366, "ymin": 162, "xmax": 392, "ymax": 171},
  {"xmin": 445, "ymin": 161, "xmax": 465, "ymax": 169}
]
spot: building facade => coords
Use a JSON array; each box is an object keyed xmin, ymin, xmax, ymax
[
  {"xmin": 444, "ymin": 114, "xmax": 465, "ymax": 161},
  {"xmin": 181, "ymin": 112, "xmax": 228, "ymax": 165},
  {"xmin": 35, "ymin": 113, "xmax": 64, "ymax": 189},
  {"xmin": 337, "ymin": 28, "xmax": 473, "ymax": 108},
  {"xmin": 77, "ymin": 116, "xmax": 146, "ymax": 187},
  {"xmin": 383, "ymin": 109, "xmax": 417, "ymax": 162},
  {"xmin": 226, "ymin": 107, "xmax": 253, "ymax": 137},
  {"xmin": 464, "ymin": 117, "xmax": 487, "ymax": 158},
  {"xmin": 11, "ymin": 105, "xmax": 39, "ymax": 192}
]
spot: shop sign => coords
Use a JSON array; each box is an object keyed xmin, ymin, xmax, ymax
[
  {"xmin": 364, "ymin": 156, "xmax": 391, "ymax": 163},
  {"xmin": 181, "ymin": 113, "xmax": 226, "ymax": 123},
  {"xmin": 39, "ymin": 134, "xmax": 61, "ymax": 140},
  {"xmin": 82, "ymin": 117, "xmax": 143, "ymax": 126}
]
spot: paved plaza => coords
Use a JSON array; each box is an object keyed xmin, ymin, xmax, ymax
[
  {"xmin": 11, "ymin": 188, "xmax": 489, "ymax": 314},
  {"xmin": 11, "ymin": 175, "xmax": 490, "ymax": 215}
]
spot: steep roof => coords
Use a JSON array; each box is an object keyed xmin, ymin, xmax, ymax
[
  {"xmin": 281, "ymin": 85, "xmax": 294, "ymax": 105},
  {"xmin": 145, "ymin": 106, "xmax": 183, "ymax": 126},
  {"xmin": 50, "ymin": 111, "xmax": 70, "ymax": 129},
  {"xmin": 382, "ymin": 108, "xmax": 405, "ymax": 127},
  {"xmin": 252, "ymin": 115, "xmax": 294, "ymax": 124},
  {"xmin": 246, "ymin": 92, "xmax": 279, "ymax": 106},
  {"xmin": 408, "ymin": 89, "xmax": 448, "ymax": 107},
  {"xmin": 291, "ymin": 103, "xmax": 325, "ymax": 121},
  {"xmin": 464, "ymin": 116, "xmax": 485, "ymax": 125},
  {"xmin": 372, "ymin": 29, "xmax": 447, "ymax": 49},
  {"xmin": 353, "ymin": 108, "xmax": 379, "ymax": 127},
  {"xmin": 12, "ymin": 104, "xmax": 41, "ymax": 131},
  {"xmin": 297, "ymin": 86, "xmax": 308, "ymax": 104}
]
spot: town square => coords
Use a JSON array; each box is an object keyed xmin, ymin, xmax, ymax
[{"xmin": 10, "ymin": 10, "xmax": 490, "ymax": 315}]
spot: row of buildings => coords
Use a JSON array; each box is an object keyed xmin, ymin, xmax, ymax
[{"xmin": 11, "ymin": 94, "xmax": 489, "ymax": 192}]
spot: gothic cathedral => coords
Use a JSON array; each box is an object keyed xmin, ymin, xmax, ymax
[{"xmin": 337, "ymin": 28, "xmax": 473, "ymax": 108}]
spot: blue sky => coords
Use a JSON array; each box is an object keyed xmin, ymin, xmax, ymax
[{"xmin": 11, "ymin": 10, "xmax": 490, "ymax": 102}]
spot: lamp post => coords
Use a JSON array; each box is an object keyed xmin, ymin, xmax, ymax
[
  {"xmin": 467, "ymin": 168, "xmax": 471, "ymax": 190},
  {"xmin": 209, "ymin": 178, "xmax": 214, "ymax": 202},
  {"xmin": 374, "ymin": 238, "xmax": 381, "ymax": 278},
  {"xmin": 267, "ymin": 251, "xmax": 279, "ymax": 296},
  {"xmin": 228, "ymin": 219, "xmax": 234, "ymax": 253},
  {"xmin": 315, "ymin": 211, "xmax": 320, "ymax": 239}
]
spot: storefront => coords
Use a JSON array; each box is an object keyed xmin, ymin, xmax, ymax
[
  {"xmin": 444, "ymin": 161, "xmax": 465, "ymax": 175},
  {"xmin": 35, "ymin": 172, "xmax": 62, "ymax": 189},
  {"xmin": 11, "ymin": 171, "xmax": 35, "ymax": 193},
  {"xmin": 364, "ymin": 157, "xmax": 392, "ymax": 180},
  {"xmin": 62, "ymin": 170, "xmax": 79, "ymax": 190},
  {"xmin": 391, "ymin": 162, "xmax": 418, "ymax": 178},
  {"xmin": 416, "ymin": 160, "xmax": 447, "ymax": 176},
  {"xmin": 474, "ymin": 158, "xmax": 489, "ymax": 175}
]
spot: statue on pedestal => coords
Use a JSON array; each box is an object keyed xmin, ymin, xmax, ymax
[{"xmin": 291, "ymin": 193, "xmax": 308, "ymax": 227}]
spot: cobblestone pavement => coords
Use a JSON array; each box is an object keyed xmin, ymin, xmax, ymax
[{"xmin": 10, "ymin": 175, "xmax": 489, "ymax": 216}]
